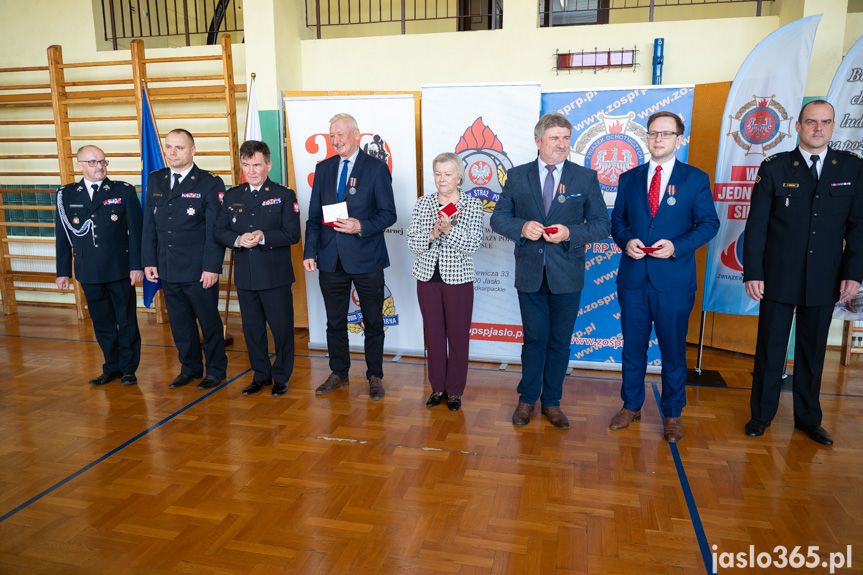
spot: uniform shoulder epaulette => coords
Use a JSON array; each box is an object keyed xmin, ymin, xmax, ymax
[
  {"xmin": 763, "ymin": 153, "xmax": 781, "ymax": 163},
  {"xmin": 834, "ymin": 149, "xmax": 862, "ymax": 161}
]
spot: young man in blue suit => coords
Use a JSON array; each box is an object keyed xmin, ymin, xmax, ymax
[
  {"xmin": 491, "ymin": 113, "xmax": 611, "ymax": 429},
  {"xmin": 609, "ymin": 111, "xmax": 719, "ymax": 443},
  {"xmin": 303, "ymin": 113, "xmax": 397, "ymax": 401}
]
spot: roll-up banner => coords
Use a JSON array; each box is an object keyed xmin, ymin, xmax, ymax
[
  {"xmin": 701, "ymin": 15, "xmax": 822, "ymax": 315},
  {"xmin": 543, "ymin": 85, "xmax": 695, "ymax": 369},
  {"xmin": 827, "ymin": 34, "xmax": 863, "ymax": 154},
  {"xmin": 421, "ymin": 82, "xmax": 543, "ymax": 364},
  {"xmin": 284, "ymin": 94, "xmax": 425, "ymax": 357}
]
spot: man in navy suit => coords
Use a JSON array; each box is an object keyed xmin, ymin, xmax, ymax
[
  {"xmin": 303, "ymin": 113, "xmax": 397, "ymax": 401},
  {"xmin": 55, "ymin": 145, "xmax": 143, "ymax": 386},
  {"xmin": 609, "ymin": 111, "xmax": 719, "ymax": 443},
  {"xmin": 491, "ymin": 113, "xmax": 610, "ymax": 429}
]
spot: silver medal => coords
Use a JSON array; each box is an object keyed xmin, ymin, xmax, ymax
[
  {"xmin": 232, "ymin": 216, "xmax": 237, "ymax": 224},
  {"xmin": 348, "ymin": 187, "xmax": 357, "ymax": 195},
  {"xmin": 557, "ymin": 194, "xmax": 566, "ymax": 203},
  {"xmin": 667, "ymin": 196, "xmax": 676, "ymax": 206}
]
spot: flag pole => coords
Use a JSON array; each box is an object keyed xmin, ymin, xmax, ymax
[{"xmin": 223, "ymin": 72, "xmax": 257, "ymax": 346}]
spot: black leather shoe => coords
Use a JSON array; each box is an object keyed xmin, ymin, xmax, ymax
[
  {"xmin": 89, "ymin": 371, "xmax": 122, "ymax": 386},
  {"xmin": 197, "ymin": 376, "xmax": 222, "ymax": 390},
  {"xmin": 447, "ymin": 395, "xmax": 462, "ymax": 412},
  {"xmin": 243, "ymin": 377, "xmax": 272, "ymax": 395},
  {"xmin": 272, "ymin": 381, "xmax": 288, "ymax": 396},
  {"xmin": 168, "ymin": 372, "xmax": 201, "ymax": 389},
  {"xmin": 744, "ymin": 418, "xmax": 771, "ymax": 437},
  {"xmin": 426, "ymin": 392, "xmax": 446, "ymax": 407},
  {"xmin": 121, "ymin": 373, "xmax": 137, "ymax": 385},
  {"xmin": 795, "ymin": 423, "xmax": 833, "ymax": 446}
]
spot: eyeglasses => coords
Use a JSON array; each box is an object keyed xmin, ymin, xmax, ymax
[
  {"xmin": 646, "ymin": 131, "xmax": 680, "ymax": 140},
  {"xmin": 80, "ymin": 160, "xmax": 109, "ymax": 167}
]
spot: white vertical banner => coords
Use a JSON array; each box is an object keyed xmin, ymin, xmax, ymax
[
  {"xmin": 702, "ymin": 15, "xmax": 821, "ymax": 315},
  {"xmin": 284, "ymin": 94, "xmax": 425, "ymax": 357},
  {"xmin": 421, "ymin": 82, "xmax": 542, "ymax": 363},
  {"xmin": 827, "ymin": 34, "xmax": 863, "ymax": 153}
]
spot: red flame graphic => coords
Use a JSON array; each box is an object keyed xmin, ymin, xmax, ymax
[
  {"xmin": 720, "ymin": 242, "xmax": 744, "ymax": 272},
  {"xmin": 455, "ymin": 117, "xmax": 504, "ymax": 153},
  {"xmin": 608, "ymin": 120, "xmax": 624, "ymax": 134},
  {"xmin": 758, "ymin": 98, "xmax": 768, "ymax": 108}
]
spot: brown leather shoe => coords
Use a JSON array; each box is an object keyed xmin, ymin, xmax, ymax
[
  {"xmin": 541, "ymin": 406, "xmax": 570, "ymax": 429},
  {"xmin": 609, "ymin": 408, "xmax": 641, "ymax": 430},
  {"xmin": 664, "ymin": 417, "xmax": 684, "ymax": 443},
  {"xmin": 315, "ymin": 373, "xmax": 349, "ymax": 395},
  {"xmin": 368, "ymin": 376, "xmax": 385, "ymax": 401},
  {"xmin": 512, "ymin": 402, "xmax": 534, "ymax": 426}
]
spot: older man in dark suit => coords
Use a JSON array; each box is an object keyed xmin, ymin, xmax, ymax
[
  {"xmin": 609, "ymin": 111, "xmax": 719, "ymax": 443},
  {"xmin": 303, "ymin": 113, "xmax": 397, "ymax": 401},
  {"xmin": 215, "ymin": 140, "xmax": 301, "ymax": 397},
  {"xmin": 491, "ymin": 113, "xmax": 611, "ymax": 428},
  {"xmin": 142, "ymin": 129, "xmax": 228, "ymax": 391},
  {"xmin": 743, "ymin": 100, "xmax": 863, "ymax": 446},
  {"xmin": 55, "ymin": 145, "xmax": 143, "ymax": 386}
]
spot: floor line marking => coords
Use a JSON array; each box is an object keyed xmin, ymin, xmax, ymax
[{"xmin": 651, "ymin": 382, "xmax": 715, "ymax": 575}]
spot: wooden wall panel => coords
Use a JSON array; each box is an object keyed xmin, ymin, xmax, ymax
[{"xmin": 685, "ymin": 81, "xmax": 757, "ymax": 356}]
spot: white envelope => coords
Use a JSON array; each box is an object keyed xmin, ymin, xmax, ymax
[{"xmin": 323, "ymin": 201, "xmax": 349, "ymax": 224}]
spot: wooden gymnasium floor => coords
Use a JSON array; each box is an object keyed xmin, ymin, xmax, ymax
[{"xmin": 0, "ymin": 307, "xmax": 861, "ymax": 575}]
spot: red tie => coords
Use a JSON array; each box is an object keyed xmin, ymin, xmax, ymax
[{"xmin": 648, "ymin": 165, "xmax": 662, "ymax": 217}]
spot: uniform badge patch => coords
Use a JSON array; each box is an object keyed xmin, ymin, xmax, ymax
[
  {"xmin": 111, "ymin": 214, "xmax": 119, "ymax": 221},
  {"xmin": 187, "ymin": 207, "xmax": 195, "ymax": 215},
  {"xmin": 293, "ymin": 202, "xmax": 299, "ymax": 213},
  {"xmin": 72, "ymin": 218, "xmax": 80, "ymax": 224},
  {"xmin": 219, "ymin": 192, "xmax": 224, "ymax": 203}
]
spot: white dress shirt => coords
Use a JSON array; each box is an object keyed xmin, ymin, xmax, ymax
[{"xmin": 646, "ymin": 156, "xmax": 676, "ymax": 203}]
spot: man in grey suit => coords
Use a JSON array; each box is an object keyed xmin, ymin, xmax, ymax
[{"xmin": 491, "ymin": 113, "xmax": 611, "ymax": 428}]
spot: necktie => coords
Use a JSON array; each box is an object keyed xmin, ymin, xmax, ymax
[
  {"xmin": 90, "ymin": 183, "xmax": 98, "ymax": 200},
  {"xmin": 172, "ymin": 173, "xmax": 181, "ymax": 189},
  {"xmin": 542, "ymin": 164, "xmax": 556, "ymax": 215},
  {"xmin": 337, "ymin": 159, "xmax": 349, "ymax": 202},
  {"xmin": 810, "ymin": 155, "xmax": 820, "ymax": 183},
  {"xmin": 648, "ymin": 165, "xmax": 662, "ymax": 217}
]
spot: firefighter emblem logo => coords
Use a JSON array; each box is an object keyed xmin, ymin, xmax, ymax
[
  {"xmin": 573, "ymin": 113, "xmax": 646, "ymax": 196},
  {"xmin": 455, "ymin": 117, "xmax": 514, "ymax": 214},
  {"xmin": 347, "ymin": 284, "xmax": 398, "ymax": 333},
  {"xmin": 727, "ymin": 95, "xmax": 794, "ymax": 156}
]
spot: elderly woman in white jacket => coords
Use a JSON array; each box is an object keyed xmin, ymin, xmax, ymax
[{"xmin": 407, "ymin": 152, "xmax": 484, "ymax": 411}]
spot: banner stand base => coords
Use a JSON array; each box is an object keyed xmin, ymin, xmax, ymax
[
  {"xmin": 391, "ymin": 355, "xmax": 402, "ymax": 362},
  {"xmin": 686, "ymin": 369, "xmax": 726, "ymax": 387},
  {"xmin": 499, "ymin": 363, "xmax": 508, "ymax": 370}
]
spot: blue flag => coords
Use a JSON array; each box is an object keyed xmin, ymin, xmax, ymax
[{"xmin": 141, "ymin": 88, "xmax": 164, "ymax": 308}]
